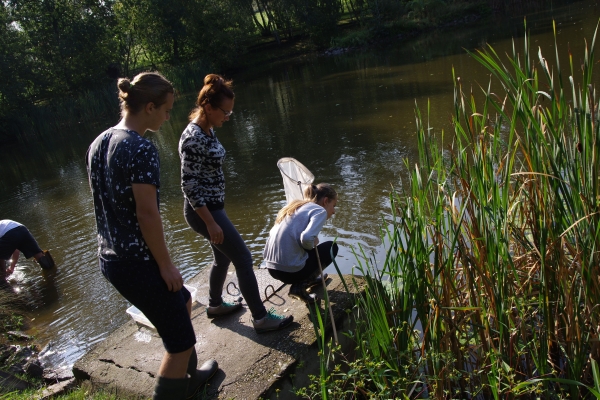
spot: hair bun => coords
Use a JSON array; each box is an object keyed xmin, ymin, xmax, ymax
[
  {"xmin": 204, "ymin": 74, "xmax": 222, "ymax": 87},
  {"xmin": 118, "ymin": 78, "xmax": 132, "ymax": 93}
]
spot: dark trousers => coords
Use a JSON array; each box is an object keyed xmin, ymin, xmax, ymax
[
  {"xmin": 100, "ymin": 258, "xmax": 195, "ymax": 354},
  {"xmin": 0, "ymin": 226, "xmax": 43, "ymax": 260},
  {"xmin": 184, "ymin": 201, "xmax": 267, "ymax": 320},
  {"xmin": 268, "ymin": 242, "xmax": 338, "ymax": 284}
]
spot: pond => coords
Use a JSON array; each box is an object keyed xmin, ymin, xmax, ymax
[{"xmin": 0, "ymin": 0, "xmax": 598, "ymax": 371}]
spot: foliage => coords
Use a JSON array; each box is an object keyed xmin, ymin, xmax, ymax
[
  {"xmin": 329, "ymin": 28, "xmax": 371, "ymax": 47},
  {"xmin": 113, "ymin": 0, "xmax": 255, "ymax": 68},
  {"xmin": 290, "ymin": 0, "xmax": 343, "ymax": 48},
  {"xmin": 0, "ymin": 0, "xmax": 569, "ymax": 141},
  {"xmin": 406, "ymin": 0, "xmax": 447, "ymax": 20},
  {"xmin": 0, "ymin": 3, "xmax": 30, "ymax": 114},
  {"xmin": 5, "ymin": 57, "xmax": 211, "ymax": 142},
  {"xmin": 307, "ymin": 22, "xmax": 600, "ymax": 399},
  {"xmin": 0, "ymin": 312, "xmax": 23, "ymax": 333},
  {"xmin": 7, "ymin": 0, "xmax": 118, "ymax": 98}
]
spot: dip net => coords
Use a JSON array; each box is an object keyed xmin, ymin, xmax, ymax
[{"xmin": 276, "ymin": 157, "xmax": 314, "ymax": 204}]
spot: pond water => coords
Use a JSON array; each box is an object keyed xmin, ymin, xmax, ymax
[{"xmin": 0, "ymin": 0, "xmax": 598, "ymax": 371}]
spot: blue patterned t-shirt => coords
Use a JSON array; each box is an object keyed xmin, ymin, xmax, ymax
[{"xmin": 86, "ymin": 128, "xmax": 160, "ymax": 261}]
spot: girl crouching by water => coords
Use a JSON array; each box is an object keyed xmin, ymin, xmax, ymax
[
  {"xmin": 263, "ymin": 183, "xmax": 339, "ymax": 303},
  {"xmin": 86, "ymin": 72, "xmax": 217, "ymax": 399}
]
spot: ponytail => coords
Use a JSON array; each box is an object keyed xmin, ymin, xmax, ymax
[{"xmin": 274, "ymin": 183, "xmax": 337, "ymax": 224}]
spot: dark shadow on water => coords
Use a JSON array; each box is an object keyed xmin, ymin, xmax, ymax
[
  {"xmin": 1, "ymin": 263, "xmax": 60, "ymax": 314},
  {"xmin": 0, "ymin": 281, "xmax": 26, "ymax": 310},
  {"xmin": 16, "ymin": 266, "xmax": 60, "ymax": 312}
]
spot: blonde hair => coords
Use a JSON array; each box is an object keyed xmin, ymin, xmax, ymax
[
  {"xmin": 117, "ymin": 72, "xmax": 174, "ymax": 117},
  {"xmin": 189, "ymin": 74, "xmax": 234, "ymax": 121},
  {"xmin": 275, "ymin": 183, "xmax": 337, "ymax": 224}
]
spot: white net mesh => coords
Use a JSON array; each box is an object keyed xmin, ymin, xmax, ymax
[{"xmin": 277, "ymin": 157, "xmax": 314, "ymax": 204}]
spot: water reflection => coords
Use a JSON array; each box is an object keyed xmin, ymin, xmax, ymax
[{"xmin": 0, "ymin": 0, "xmax": 598, "ymax": 370}]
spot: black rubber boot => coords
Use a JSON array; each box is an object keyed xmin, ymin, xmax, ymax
[
  {"xmin": 306, "ymin": 273, "xmax": 328, "ymax": 290},
  {"xmin": 186, "ymin": 359, "xmax": 218, "ymax": 399},
  {"xmin": 37, "ymin": 250, "xmax": 55, "ymax": 270},
  {"xmin": 187, "ymin": 350, "xmax": 198, "ymax": 374},
  {"xmin": 152, "ymin": 376, "xmax": 189, "ymax": 400},
  {"xmin": 288, "ymin": 282, "xmax": 318, "ymax": 304}
]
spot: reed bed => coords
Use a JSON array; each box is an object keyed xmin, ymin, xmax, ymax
[{"xmin": 308, "ymin": 23, "xmax": 600, "ymax": 399}]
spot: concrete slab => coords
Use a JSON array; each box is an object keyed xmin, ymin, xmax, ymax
[{"xmin": 73, "ymin": 271, "xmax": 363, "ymax": 399}]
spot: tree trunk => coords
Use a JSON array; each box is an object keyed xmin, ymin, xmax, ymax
[{"xmin": 256, "ymin": 0, "xmax": 280, "ymax": 45}]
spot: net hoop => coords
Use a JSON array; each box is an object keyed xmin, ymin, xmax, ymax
[{"xmin": 276, "ymin": 157, "xmax": 314, "ymax": 204}]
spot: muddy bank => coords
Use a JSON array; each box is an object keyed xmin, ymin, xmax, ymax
[{"xmin": 0, "ymin": 284, "xmax": 75, "ymax": 397}]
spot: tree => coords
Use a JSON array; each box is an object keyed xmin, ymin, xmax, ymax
[
  {"xmin": 7, "ymin": 0, "xmax": 119, "ymax": 98},
  {"xmin": 114, "ymin": 0, "xmax": 254, "ymax": 69},
  {"xmin": 291, "ymin": 0, "xmax": 342, "ymax": 47},
  {"xmin": 0, "ymin": 1, "xmax": 33, "ymax": 138},
  {"xmin": 183, "ymin": 0, "xmax": 255, "ymax": 68},
  {"xmin": 0, "ymin": 2, "xmax": 30, "ymax": 111}
]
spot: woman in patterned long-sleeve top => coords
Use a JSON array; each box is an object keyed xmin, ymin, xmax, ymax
[{"xmin": 179, "ymin": 74, "xmax": 293, "ymax": 333}]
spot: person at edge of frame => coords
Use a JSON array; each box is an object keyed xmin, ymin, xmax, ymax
[{"xmin": 0, "ymin": 219, "xmax": 55, "ymax": 281}]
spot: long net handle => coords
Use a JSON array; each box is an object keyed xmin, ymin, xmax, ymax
[{"xmin": 315, "ymin": 247, "xmax": 338, "ymax": 344}]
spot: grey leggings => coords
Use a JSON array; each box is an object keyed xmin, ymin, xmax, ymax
[{"xmin": 184, "ymin": 201, "xmax": 267, "ymax": 320}]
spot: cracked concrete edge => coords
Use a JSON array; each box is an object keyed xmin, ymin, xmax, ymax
[
  {"xmin": 72, "ymin": 323, "xmax": 156, "ymax": 399},
  {"xmin": 256, "ymin": 275, "xmax": 366, "ymax": 400},
  {"xmin": 35, "ymin": 378, "xmax": 77, "ymax": 400},
  {"xmin": 78, "ymin": 362, "xmax": 154, "ymax": 399},
  {"xmin": 72, "ymin": 321, "xmax": 143, "ymax": 380},
  {"xmin": 213, "ymin": 318, "xmax": 316, "ymax": 399}
]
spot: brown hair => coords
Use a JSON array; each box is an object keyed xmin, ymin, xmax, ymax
[
  {"xmin": 117, "ymin": 72, "xmax": 174, "ymax": 117},
  {"xmin": 275, "ymin": 183, "xmax": 337, "ymax": 224},
  {"xmin": 189, "ymin": 74, "xmax": 235, "ymax": 121}
]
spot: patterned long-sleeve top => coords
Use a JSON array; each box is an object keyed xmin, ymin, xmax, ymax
[
  {"xmin": 86, "ymin": 128, "xmax": 160, "ymax": 261},
  {"xmin": 179, "ymin": 122, "xmax": 226, "ymax": 210}
]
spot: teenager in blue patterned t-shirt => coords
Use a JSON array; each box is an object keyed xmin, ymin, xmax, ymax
[{"xmin": 86, "ymin": 72, "xmax": 217, "ymax": 399}]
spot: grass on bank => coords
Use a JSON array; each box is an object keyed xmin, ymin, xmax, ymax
[
  {"xmin": 304, "ymin": 21, "xmax": 600, "ymax": 399},
  {"xmin": 0, "ymin": 383, "xmax": 119, "ymax": 400}
]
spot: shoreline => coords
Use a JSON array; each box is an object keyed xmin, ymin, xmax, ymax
[
  {"xmin": 0, "ymin": 284, "xmax": 74, "ymax": 396},
  {"xmin": 227, "ymin": 0, "xmax": 583, "ymax": 78}
]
